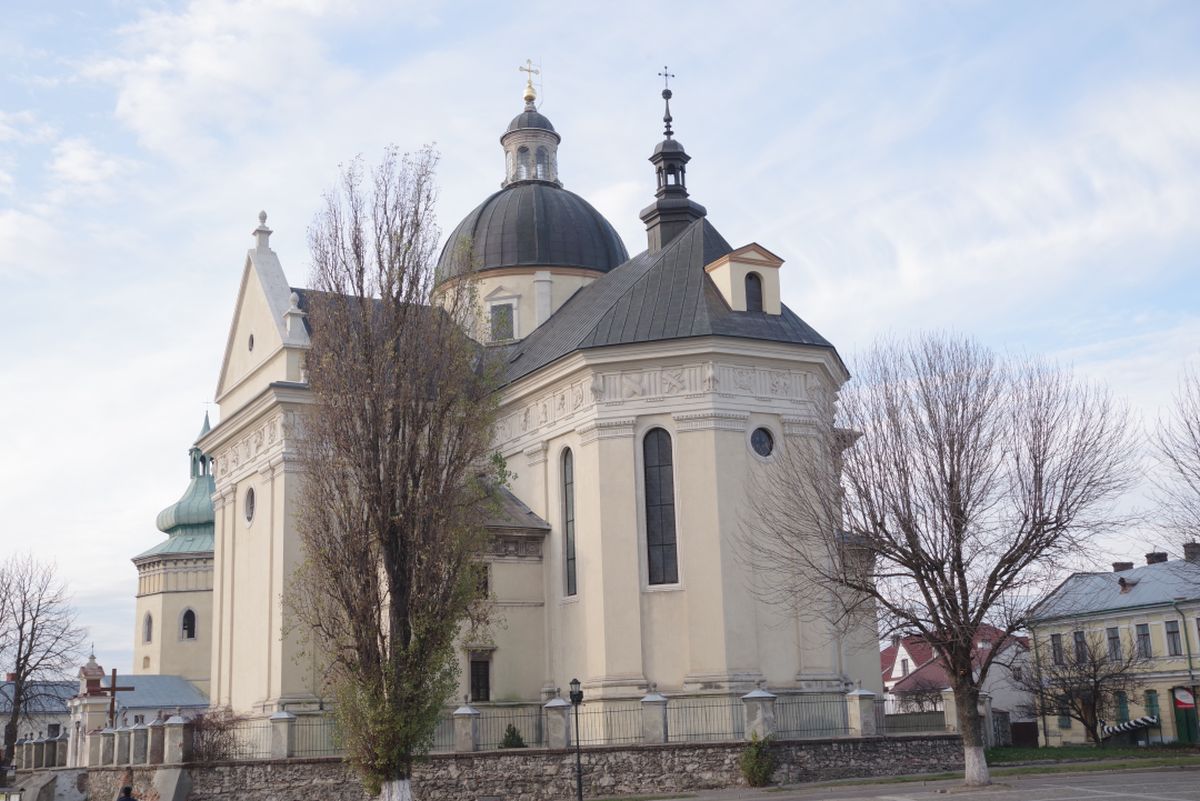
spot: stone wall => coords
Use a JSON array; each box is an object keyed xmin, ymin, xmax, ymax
[{"xmin": 29, "ymin": 735, "xmax": 962, "ymax": 801}]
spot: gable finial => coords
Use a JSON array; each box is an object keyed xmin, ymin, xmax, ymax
[{"xmin": 253, "ymin": 210, "xmax": 272, "ymax": 251}]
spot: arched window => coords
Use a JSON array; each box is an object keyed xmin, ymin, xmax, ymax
[
  {"xmin": 643, "ymin": 428, "xmax": 678, "ymax": 585},
  {"xmin": 516, "ymin": 146, "xmax": 530, "ymax": 180},
  {"xmin": 562, "ymin": 449, "xmax": 577, "ymax": 596},
  {"xmin": 181, "ymin": 609, "xmax": 197, "ymax": 640},
  {"xmin": 143, "ymin": 613, "xmax": 153, "ymax": 644},
  {"xmin": 536, "ymin": 146, "xmax": 549, "ymax": 180},
  {"xmin": 745, "ymin": 272, "xmax": 764, "ymax": 312}
]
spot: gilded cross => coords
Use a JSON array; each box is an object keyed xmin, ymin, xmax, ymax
[
  {"xmin": 658, "ymin": 66, "xmax": 675, "ymax": 89},
  {"xmin": 519, "ymin": 59, "xmax": 540, "ymax": 84}
]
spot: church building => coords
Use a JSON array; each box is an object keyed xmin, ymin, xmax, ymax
[{"xmin": 176, "ymin": 74, "xmax": 881, "ymax": 717}]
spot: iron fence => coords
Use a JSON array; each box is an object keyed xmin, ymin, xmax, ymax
[
  {"xmin": 478, "ymin": 705, "xmax": 546, "ymax": 750},
  {"xmin": 293, "ymin": 715, "xmax": 341, "ymax": 757},
  {"xmin": 667, "ymin": 695, "xmax": 745, "ymax": 743},
  {"xmin": 225, "ymin": 719, "xmax": 273, "ymax": 760},
  {"xmin": 572, "ymin": 700, "xmax": 643, "ymax": 746},
  {"xmin": 430, "ymin": 710, "xmax": 455, "ymax": 753},
  {"xmin": 873, "ymin": 699, "xmax": 947, "ymax": 734},
  {"xmin": 774, "ymin": 693, "xmax": 850, "ymax": 739}
]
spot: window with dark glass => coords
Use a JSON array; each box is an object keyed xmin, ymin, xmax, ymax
[
  {"xmin": 1107, "ymin": 627, "xmax": 1121, "ymax": 661},
  {"xmin": 469, "ymin": 655, "xmax": 490, "ymax": 702},
  {"xmin": 745, "ymin": 272, "xmax": 763, "ymax": 312},
  {"xmin": 562, "ymin": 449, "xmax": 577, "ymax": 596},
  {"xmin": 182, "ymin": 609, "xmax": 196, "ymax": 640},
  {"xmin": 143, "ymin": 613, "xmax": 153, "ymax": 644},
  {"xmin": 1073, "ymin": 630, "xmax": 1088, "ymax": 663},
  {"xmin": 1057, "ymin": 698, "xmax": 1072, "ymax": 729},
  {"xmin": 1166, "ymin": 620, "xmax": 1182, "ymax": 656},
  {"xmin": 643, "ymin": 428, "xmax": 678, "ymax": 585},
  {"xmin": 1145, "ymin": 689, "xmax": 1160, "ymax": 718},
  {"xmin": 1136, "ymin": 623, "xmax": 1152, "ymax": 658},
  {"xmin": 1116, "ymin": 691, "xmax": 1129, "ymax": 722},
  {"xmin": 1051, "ymin": 633, "xmax": 1064, "ymax": 665},
  {"xmin": 490, "ymin": 303, "xmax": 515, "ymax": 341}
]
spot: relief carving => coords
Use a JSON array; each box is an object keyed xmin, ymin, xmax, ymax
[
  {"xmin": 621, "ymin": 372, "xmax": 645, "ymax": 399},
  {"xmin": 590, "ymin": 374, "xmax": 606, "ymax": 402},
  {"xmin": 662, "ymin": 367, "xmax": 686, "ymax": 395}
]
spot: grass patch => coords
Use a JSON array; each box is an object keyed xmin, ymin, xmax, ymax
[
  {"xmin": 590, "ymin": 795, "xmax": 695, "ymax": 801},
  {"xmin": 987, "ymin": 744, "xmax": 1199, "ymax": 764}
]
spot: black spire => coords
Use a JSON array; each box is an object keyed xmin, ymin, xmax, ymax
[{"xmin": 639, "ymin": 69, "xmax": 706, "ymax": 253}]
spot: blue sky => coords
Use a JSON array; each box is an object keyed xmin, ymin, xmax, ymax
[{"xmin": 2, "ymin": 0, "xmax": 1198, "ymax": 674}]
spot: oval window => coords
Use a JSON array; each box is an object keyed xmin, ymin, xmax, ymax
[
  {"xmin": 750, "ymin": 427, "xmax": 774, "ymax": 457},
  {"xmin": 244, "ymin": 487, "xmax": 256, "ymax": 523},
  {"xmin": 248, "ymin": 333, "xmax": 255, "ymax": 351}
]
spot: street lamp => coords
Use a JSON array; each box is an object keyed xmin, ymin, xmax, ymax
[{"xmin": 569, "ymin": 678, "xmax": 584, "ymax": 801}]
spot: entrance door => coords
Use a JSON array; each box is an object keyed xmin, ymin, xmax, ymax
[{"xmin": 1173, "ymin": 687, "xmax": 1198, "ymax": 744}]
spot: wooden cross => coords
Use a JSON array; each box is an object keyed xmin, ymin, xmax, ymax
[
  {"xmin": 658, "ymin": 66, "xmax": 675, "ymax": 89},
  {"xmin": 519, "ymin": 59, "xmax": 540, "ymax": 83},
  {"xmin": 104, "ymin": 668, "xmax": 136, "ymax": 728}
]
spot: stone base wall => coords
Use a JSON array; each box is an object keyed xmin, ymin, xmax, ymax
[{"xmin": 23, "ymin": 735, "xmax": 962, "ymax": 801}]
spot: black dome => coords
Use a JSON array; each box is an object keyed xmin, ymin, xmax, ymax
[
  {"xmin": 507, "ymin": 110, "xmax": 556, "ymax": 134},
  {"xmin": 437, "ymin": 182, "xmax": 628, "ymax": 283}
]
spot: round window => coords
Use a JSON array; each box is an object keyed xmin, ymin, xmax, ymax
[
  {"xmin": 248, "ymin": 333, "xmax": 255, "ymax": 352},
  {"xmin": 750, "ymin": 427, "xmax": 775, "ymax": 458},
  {"xmin": 244, "ymin": 487, "xmax": 256, "ymax": 523}
]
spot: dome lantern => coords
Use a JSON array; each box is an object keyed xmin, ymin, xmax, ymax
[
  {"xmin": 501, "ymin": 60, "xmax": 562, "ymax": 188},
  {"xmin": 639, "ymin": 69, "xmax": 707, "ymax": 254}
]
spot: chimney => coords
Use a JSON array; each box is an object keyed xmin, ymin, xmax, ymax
[
  {"xmin": 4, "ymin": 672, "xmax": 14, "ymax": 682},
  {"xmin": 1184, "ymin": 543, "xmax": 1200, "ymax": 564},
  {"xmin": 1146, "ymin": 551, "xmax": 1168, "ymax": 565},
  {"xmin": 1112, "ymin": 561, "xmax": 1134, "ymax": 572}
]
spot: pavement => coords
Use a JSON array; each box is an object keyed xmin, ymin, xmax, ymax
[{"xmin": 679, "ymin": 766, "xmax": 1200, "ymax": 801}]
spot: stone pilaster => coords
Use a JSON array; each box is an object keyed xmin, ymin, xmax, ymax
[
  {"xmin": 543, "ymin": 697, "xmax": 571, "ymax": 750},
  {"xmin": 115, "ymin": 726, "xmax": 131, "ymax": 764},
  {"xmin": 163, "ymin": 715, "xmax": 193, "ymax": 764},
  {"xmin": 130, "ymin": 724, "xmax": 148, "ymax": 764},
  {"xmin": 270, "ymin": 711, "xmax": 296, "ymax": 759},
  {"xmin": 846, "ymin": 689, "xmax": 877, "ymax": 737},
  {"xmin": 640, "ymin": 691, "xmax": 668, "ymax": 744},
  {"xmin": 453, "ymin": 704, "xmax": 479, "ymax": 753},
  {"xmin": 147, "ymin": 719, "xmax": 165, "ymax": 764},
  {"xmin": 100, "ymin": 729, "xmax": 115, "ymax": 765},
  {"xmin": 742, "ymin": 689, "xmax": 777, "ymax": 740}
]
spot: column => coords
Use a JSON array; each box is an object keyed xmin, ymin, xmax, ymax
[
  {"xmin": 147, "ymin": 719, "xmax": 166, "ymax": 765},
  {"xmin": 130, "ymin": 725, "xmax": 148, "ymax": 765},
  {"xmin": 544, "ymin": 697, "xmax": 571, "ymax": 750},
  {"xmin": 641, "ymin": 691, "xmax": 668, "ymax": 744},
  {"xmin": 453, "ymin": 704, "xmax": 480, "ymax": 753},
  {"xmin": 100, "ymin": 729, "xmax": 116, "ymax": 765},
  {"xmin": 163, "ymin": 716, "xmax": 193, "ymax": 764},
  {"xmin": 270, "ymin": 711, "xmax": 296, "ymax": 759},
  {"xmin": 846, "ymin": 689, "xmax": 877, "ymax": 737},
  {"xmin": 742, "ymin": 689, "xmax": 777, "ymax": 741}
]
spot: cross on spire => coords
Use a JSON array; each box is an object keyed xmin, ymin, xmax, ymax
[
  {"xmin": 658, "ymin": 66, "xmax": 675, "ymax": 90},
  {"xmin": 519, "ymin": 59, "xmax": 540, "ymax": 108},
  {"xmin": 657, "ymin": 66, "xmax": 676, "ymax": 139}
]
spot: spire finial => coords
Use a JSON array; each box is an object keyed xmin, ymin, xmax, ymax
[
  {"xmin": 658, "ymin": 66, "xmax": 676, "ymax": 139},
  {"xmin": 519, "ymin": 59, "xmax": 540, "ymax": 110}
]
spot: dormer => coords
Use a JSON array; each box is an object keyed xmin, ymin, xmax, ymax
[{"xmin": 705, "ymin": 243, "xmax": 783, "ymax": 315}]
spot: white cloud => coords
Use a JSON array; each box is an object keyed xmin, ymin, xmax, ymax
[{"xmin": 49, "ymin": 137, "xmax": 124, "ymax": 188}]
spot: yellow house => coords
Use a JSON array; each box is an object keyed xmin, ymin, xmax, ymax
[{"xmin": 1027, "ymin": 547, "xmax": 1200, "ymax": 746}]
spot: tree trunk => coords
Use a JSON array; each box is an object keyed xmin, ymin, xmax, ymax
[
  {"xmin": 380, "ymin": 778, "xmax": 414, "ymax": 801},
  {"xmin": 955, "ymin": 686, "xmax": 990, "ymax": 787}
]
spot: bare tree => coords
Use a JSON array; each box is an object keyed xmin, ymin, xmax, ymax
[
  {"xmin": 742, "ymin": 333, "xmax": 1135, "ymax": 786},
  {"xmin": 287, "ymin": 146, "xmax": 500, "ymax": 801},
  {"xmin": 0, "ymin": 554, "xmax": 86, "ymax": 767},
  {"xmin": 1152, "ymin": 364, "xmax": 1200, "ymax": 545},
  {"xmin": 1015, "ymin": 628, "xmax": 1146, "ymax": 745}
]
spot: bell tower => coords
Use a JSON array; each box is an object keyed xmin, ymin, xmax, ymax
[{"xmin": 639, "ymin": 69, "xmax": 707, "ymax": 253}]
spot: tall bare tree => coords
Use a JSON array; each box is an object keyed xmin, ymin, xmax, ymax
[
  {"xmin": 287, "ymin": 146, "xmax": 500, "ymax": 801},
  {"xmin": 0, "ymin": 554, "xmax": 86, "ymax": 767},
  {"xmin": 1014, "ymin": 628, "xmax": 1146, "ymax": 745},
  {"xmin": 1152, "ymin": 364, "xmax": 1200, "ymax": 545},
  {"xmin": 742, "ymin": 333, "xmax": 1134, "ymax": 785}
]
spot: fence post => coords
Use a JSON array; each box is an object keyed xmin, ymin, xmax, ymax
[
  {"xmin": 845, "ymin": 689, "xmax": 877, "ymax": 737},
  {"xmin": 147, "ymin": 719, "xmax": 165, "ymax": 765},
  {"xmin": 270, "ymin": 711, "xmax": 296, "ymax": 759},
  {"xmin": 163, "ymin": 715, "xmax": 193, "ymax": 764},
  {"xmin": 100, "ymin": 729, "xmax": 116, "ymax": 765},
  {"xmin": 940, "ymin": 689, "xmax": 958, "ymax": 732},
  {"xmin": 979, "ymin": 692, "xmax": 995, "ymax": 747},
  {"xmin": 130, "ymin": 724, "xmax": 148, "ymax": 764},
  {"xmin": 453, "ymin": 704, "xmax": 480, "ymax": 752},
  {"xmin": 543, "ymin": 697, "xmax": 571, "ymax": 749},
  {"xmin": 32, "ymin": 738, "xmax": 46, "ymax": 770},
  {"xmin": 44, "ymin": 736, "xmax": 58, "ymax": 768},
  {"xmin": 741, "ymin": 688, "xmax": 777, "ymax": 741},
  {"xmin": 86, "ymin": 730, "xmax": 103, "ymax": 767},
  {"xmin": 56, "ymin": 732, "xmax": 70, "ymax": 767},
  {"xmin": 640, "ymin": 690, "xmax": 668, "ymax": 744},
  {"xmin": 115, "ymin": 726, "xmax": 131, "ymax": 765}
]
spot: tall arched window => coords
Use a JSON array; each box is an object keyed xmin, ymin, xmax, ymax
[
  {"xmin": 643, "ymin": 428, "xmax": 678, "ymax": 585},
  {"xmin": 516, "ymin": 146, "xmax": 530, "ymax": 180},
  {"xmin": 181, "ymin": 609, "xmax": 197, "ymax": 640},
  {"xmin": 745, "ymin": 272, "xmax": 764, "ymax": 312},
  {"xmin": 536, "ymin": 146, "xmax": 549, "ymax": 180},
  {"xmin": 143, "ymin": 613, "xmax": 153, "ymax": 644},
  {"xmin": 562, "ymin": 449, "xmax": 577, "ymax": 596}
]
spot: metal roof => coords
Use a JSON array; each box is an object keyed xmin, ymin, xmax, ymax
[
  {"xmin": 486, "ymin": 485, "xmax": 550, "ymax": 532},
  {"xmin": 435, "ymin": 182, "xmax": 629, "ymax": 283},
  {"xmin": 0, "ymin": 681, "xmax": 75, "ymax": 715},
  {"xmin": 100, "ymin": 674, "xmax": 208, "ymax": 711},
  {"xmin": 1029, "ymin": 559, "xmax": 1200, "ymax": 622},
  {"xmin": 506, "ymin": 110, "xmax": 556, "ymax": 135},
  {"xmin": 502, "ymin": 217, "xmax": 836, "ymax": 385}
]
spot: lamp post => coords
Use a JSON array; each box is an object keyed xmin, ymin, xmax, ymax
[{"xmin": 569, "ymin": 678, "xmax": 584, "ymax": 801}]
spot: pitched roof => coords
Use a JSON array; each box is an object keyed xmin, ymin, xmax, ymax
[
  {"xmin": 1030, "ymin": 558, "xmax": 1200, "ymax": 622},
  {"xmin": 503, "ymin": 217, "xmax": 836, "ymax": 385},
  {"xmin": 880, "ymin": 624, "xmax": 1028, "ymax": 689},
  {"xmin": 486, "ymin": 485, "xmax": 550, "ymax": 532},
  {"xmin": 100, "ymin": 674, "xmax": 208, "ymax": 711},
  {"xmin": 0, "ymin": 681, "xmax": 75, "ymax": 715},
  {"xmin": 890, "ymin": 659, "xmax": 951, "ymax": 693}
]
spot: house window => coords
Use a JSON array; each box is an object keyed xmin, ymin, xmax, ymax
[
  {"xmin": 1107, "ymin": 627, "xmax": 1121, "ymax": 661},
  {"xmin": 1136, "ymin": 623, "xmax": 1152, "ymax": 658},
  {"xmin": 562, "ymin": 449, "xmax": 577, "ymax": 596},
  {"xmin": 900, "ymin": 658, "xmax": 909, "ymax": 676},
  {"xmin": 1116, "ymin": 691, "xmax": 1129, "ymax": 723},
  {"xmin": 133, "ymin": 715, "xmax": 145, "ymax": 726},
  {"xmin": 1166, "ymin": 620, "xmax": 1182, "ymax": 656},
  {"xmin": 1051, "ymin": 633, "xmax": 1064, "ymax": 665},
  {"xmin": 469, "ymin": 654, "xmax": 490, "ymax": 703},
  {"xmin": 1073, "ymin": 630, "xmax": 1088, "ymax": 663},
  {"xmin": 182, "ymin": 609, "xmax": 196, "ymax": 640},
  {"xmin": 745, "ymin": 272, "xmax": 764, "ymax": 312},
  {"xmin": 47, "ymin": 724, "xmax": 60, "ymax": 738},
  {"xmin": 1012, "ymin": 666, "xmax": 1023, "ymax": 682},
  {"xmin": 643, "ymin": 428, "xmax": 678, "ymax": 585},
  {"xmin": 475, "ymin": 563, "xmax": 490, "ymax": 597},
  {"xmin": 1145, "ymin": 689, "xmax": 1160, "ymax": 718},
  {"xmin": 143, "ymin": 613, "xmax": 153, "ymax": 644},
  {"xmin": 1057, "ymin": 699, "xmax": 1072, "ymax": 729},
  {"xmin": 142, "ymin": 656, "xmax": 150, "ymax": 669},
  {"xmin": 489, "ymin": 302, "xmax": 515, "ymax": 342}
]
